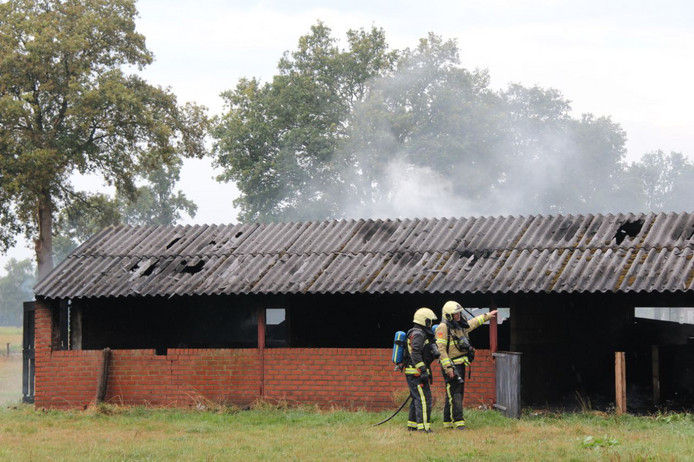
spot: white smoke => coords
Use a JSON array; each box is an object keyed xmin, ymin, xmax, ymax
[{"xmin": 347, "ymin": 158, "xmax": 481, "ymax": 219}]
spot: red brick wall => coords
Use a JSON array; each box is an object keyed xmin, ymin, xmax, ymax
[
  {"xmin": 263, "ymin": 348, "xmax": 495, "ymax": 410},
  {"xmin": 34, "ymin": 302, "xmax": 496, "ymax": 410}
]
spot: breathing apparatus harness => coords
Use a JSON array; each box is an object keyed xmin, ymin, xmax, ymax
[{"xmin": 392, "ymin": 325, "xmax": 439, "ymax": 372}]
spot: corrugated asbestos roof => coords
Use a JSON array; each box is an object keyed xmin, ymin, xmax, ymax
[{"xmin": 34, "ymin": 212, "xmax": 694, "ymax": 299}]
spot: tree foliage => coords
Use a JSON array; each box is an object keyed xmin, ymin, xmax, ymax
[
  {"xmin": 0, "ymin": 0, "xmax": 209, "ymax": 278},
  {"xmin": 339, "ymin": 34, "xmax": 505, "ymax": 213},
  {"xmin": 336, "ymin": 36, "xmax": 630, "ymax": 217},
  {"xmin": 0, "ymin": 258, "xmax": 35, "ymax": 326},
  {"xmin": 214, "ymin": 23, "xmax": 690, "ymax": 222},
  {"xmin": 213, "ymin": 22, "xmax": 397, "ymax": 222},
  {"xmin": 626, "ymin": 150, "xmax": 694, "ymax": 212}
]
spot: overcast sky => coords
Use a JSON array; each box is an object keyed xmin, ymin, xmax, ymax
[{"xmin": 3, "ymin": 0, "xmax": 694, "ymax": 272}]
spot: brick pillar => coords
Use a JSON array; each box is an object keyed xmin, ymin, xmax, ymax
[{"xmin": 33, "ymin": 298, "xmax": 54, "ymax": 407}]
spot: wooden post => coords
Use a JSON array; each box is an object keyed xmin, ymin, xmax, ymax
[
  {"xmin": 489, "ymin": 299, "xmax": 499, "ymax": 411},
  {"xmin": 95, "ymin": 347, "xmax": 111, "ymax": 404},
  {"xmin": 615, "ymin": 352, "xmax": 626, "ymax": 415},
  {"xmin": 258, "ymin": 308, "xmax": 266, "ymax": 399},
  {"xmin": 489, "ymin": 303, "xmax": 498, "ymax": 355},
  {"xmin": 70, "ymin": 304, "xmax": 83, "ymax": 350},
  {"xmin": 652, "ymin": 345, "xmax": 660, "ymax": 406},
  {"xmin": 6, "ymin": 343, "xmax": 9, "ymax": 357}
]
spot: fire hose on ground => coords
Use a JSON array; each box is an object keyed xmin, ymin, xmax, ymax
[{"xmin": 372, "ymin": 395, "xmax": 411, "ymax": 427}]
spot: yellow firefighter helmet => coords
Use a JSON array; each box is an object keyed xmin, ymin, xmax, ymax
[
  {"xmin": 413, "ymin": 307, "xmax": 437, "ymax": 327},
  {"xmin": 442, "ymin": 300, "xmax": 464, "ymax": 321}
]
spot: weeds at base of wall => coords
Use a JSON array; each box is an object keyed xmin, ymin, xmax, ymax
[
  {"xmin": 183, "ymin": 392, "xmax": 241, "ymax": 414},
  {"xmin": 654, "ymin": 411, "xmax": 692, "ymax": 423},
  {"xmin": 472, "ymin": 396, "xmax": 493, "ymax": 410},
  {"xmin": 251, "ymin": 398, "xmax": 307, "ymax": 412},
  {"xmin": 70, "ymin": 397, "xmax": 374, "ymax": 417},
  {"xmin": 575, "ymin": 391, "xmax": 593, "ymax": 412},
  {"xmin": 391, "ymin": 388, "xmax": 409, "ymax": 406},
  {"xmin": 249, "ymin": 398, "xmax": 361, "ymax": 413},
  {"xmin": 83, "ymin": 400, "xmax": 240, "ymax": 417},
  {"xmin": 85, "ymin": 402, "xmax": 127, "ymax": 416}
]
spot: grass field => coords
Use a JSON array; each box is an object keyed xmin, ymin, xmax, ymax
[
  {"xmin": 0, "ymin": 326, "xmax": 22, "ymax": 405},
  {"xmin": 0, "ymin": 326, "xmax": 22, "ymax": 354},
  {"xmin": 0, "ymin": 327, "xmax": 691, "ymax": 461},
  {"xmin": 0, "ymin": 402, "xmax": 691, "ymax": 461}
]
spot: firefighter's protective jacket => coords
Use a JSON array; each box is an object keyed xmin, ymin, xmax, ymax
[
  {"xmin": 405, "ymin": 325, "xmax": 436, "ymax": 375},
  {"xmin": 436, "ymin": 312, "xmax": 493, "ymax": 372}
]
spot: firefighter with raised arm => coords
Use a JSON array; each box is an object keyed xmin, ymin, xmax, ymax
[
  {"xmin": 435, "ymin": 301, "xmax": 497, "ymax": 430},
  {"xmin": 404, "ymin": 307, "xmax": 439, "ymax": 432}
]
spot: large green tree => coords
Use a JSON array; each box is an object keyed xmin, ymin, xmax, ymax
[
  {"xmin": 0, "ymin": 0, "xmax": 209, "ymax": 278},
  {"xmin": 499, "ymin": 83, "xmax": 628, "ymax": 214},
  {"xmin": 338, "ymin": 33, "xmax": 507, "ymax": 216},
  {"xmin": 213, "ymin": 22, "xmax": 397, "ymax": 222}
]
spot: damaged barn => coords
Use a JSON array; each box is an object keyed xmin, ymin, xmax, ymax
[{"xmin": 29, "ymin": 212, "xmax": 694, "ymax": 412}]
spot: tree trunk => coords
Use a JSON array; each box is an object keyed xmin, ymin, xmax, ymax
[{"xmin": 35, "ymin": 190, "xmax": 54, "ymax": 280}]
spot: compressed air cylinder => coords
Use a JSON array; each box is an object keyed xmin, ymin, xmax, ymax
[{"xmin": 392, "ymin": 331, "xmax": 407, "ymax": 364}]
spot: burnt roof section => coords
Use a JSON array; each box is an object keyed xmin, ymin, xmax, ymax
[{"xmin": 34, "ymin": 212, "xmax": 694, "ymax": 299}]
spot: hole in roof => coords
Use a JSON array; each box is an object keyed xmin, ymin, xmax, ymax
[
  {"xmin": 166, "ymin": 237, "xmax": 182, "ymax": 249},
  {"xmin": 613, "ymin": 219, "xmax": 644, "ymax": 245},
  {"xmin": 208, "ymin": 240, "xmax": 217, "ymax": 246},
  {"xmin": 459, "ymin": 249, "xmax": 473, "ymax": 259},
  {"xmin": 129, "ymin": 262, "xmax": 140, "ymax": 272},
  {"xmin": 181, "ymin": 260, "xmax": 205, "ymax": 275},
  {"xmin": 141, "ymin": 262, "xmax": 157, "ymax": 277},
  {"xmin": 458, "ymin": 249, "xmax": 490, "ymax": 262},
  {"xmin": 235, "ymin": 232, "xmax": 243, "ymax": 238}
]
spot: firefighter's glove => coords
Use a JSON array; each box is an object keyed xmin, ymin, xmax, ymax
[
  {"xmin": 462, "ymin": 356, "xmax": 471, "ymax": 367},
  {"xmin": 419, "ymin": 372, "xmax": 429, "ymax": 384}
]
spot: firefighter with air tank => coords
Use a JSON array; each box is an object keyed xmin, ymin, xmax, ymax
[
  {"xmin": 435, "ymin": 301, "xmax": 498, "ymax": 430},
  {"xmin": 404, "ymin": 307, "xmax": 439, "ymax": 432}
]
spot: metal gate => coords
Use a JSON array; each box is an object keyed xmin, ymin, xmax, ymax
[{"xmin": 22, "ymin": 301, "xmax": 35, "ymax": 404}]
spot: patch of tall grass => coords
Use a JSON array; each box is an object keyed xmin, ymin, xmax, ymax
[{"xmin": 0, "ymin": 402, "xmax": 691, "ymax": 461}]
